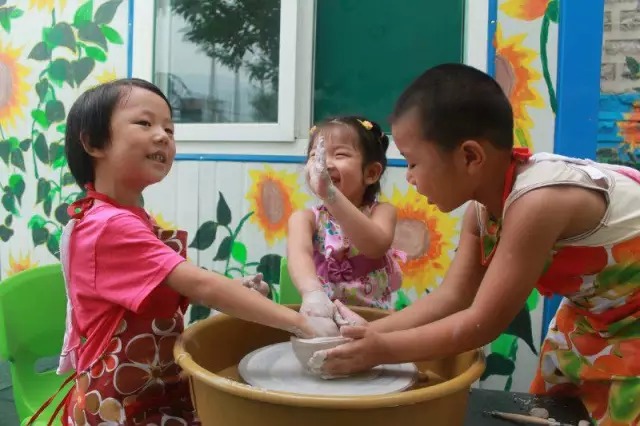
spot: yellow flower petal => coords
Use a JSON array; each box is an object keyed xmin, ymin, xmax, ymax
[
  {"xmin": 500, "ymin": 0, "xmax": 549, "ymax": 21},
  {"xmin": 0, "ymin": 41, "xmax": 31, "ymax": 131}
]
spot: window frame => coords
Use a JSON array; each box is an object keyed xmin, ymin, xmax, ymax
[{"xmin": 130, "ymin": 0, "xmax": 315, "ymax": 146}]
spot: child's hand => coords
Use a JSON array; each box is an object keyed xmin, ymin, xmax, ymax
[
  {"xmin": 240, "ymin": 273, "xmax": 270, "ymax": 297},
  {"xmin": 297, "ymin": 315, "xmax": 341, "ymax": 338},
  {"xmin": 333, "ymin": 300, "xmax": 368, "ymax": 327},
  {"xmin": 301, "ymin": 289, "xmax": 337, "ymax": 319},
  {"xmin": 306, "ymin": 136, "xmax": 335, "ymax": 201}
]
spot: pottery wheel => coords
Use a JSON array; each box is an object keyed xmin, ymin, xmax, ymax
[{"xmin": 238, "ymin": 342, "xmax": 417, "ymax": 396}]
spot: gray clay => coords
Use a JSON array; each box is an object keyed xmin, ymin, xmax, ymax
[
  {"xmin": 529, "ymin": 407, "xmax": 549, "ymax": 419},
  {"xmin": 578, "ymin": 421, "xmax": 591, "ymax": 426}
]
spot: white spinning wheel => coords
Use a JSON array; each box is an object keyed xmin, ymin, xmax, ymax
[{"xmin": 238, "ymin": 342, "xmax": 417, "ymax": 397}]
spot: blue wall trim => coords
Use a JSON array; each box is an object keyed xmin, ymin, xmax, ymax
[
  {"xmin": 127, "ymin": 0, "xmax": 134, "ymax": 78},
  {"xmin": 486, "ymin": 0, "xmax": 498, "ymax": 76},
  {"xmin": 541, "ymin": 0, "xmax": 605, "ymax": 342},
  {"xmin": 174, "ymin": 153, "xmax": 408, "ymax": 167}
]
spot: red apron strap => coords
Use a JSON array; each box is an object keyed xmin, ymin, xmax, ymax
[{"xmin": 26, "ymin": 372, "xmax": 76, "ymax": 425}]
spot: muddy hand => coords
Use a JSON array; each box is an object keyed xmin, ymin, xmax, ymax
[
  {"xmin": 307, "ymin": 136, "xmax": 334, "ymax": 201},
  {"xmin": 333, "ymin": 300, "xmax": 368, "ymax": 327},
  {"xmin": 241, "ymin": 273, "xmax": 270, "ymax": 297}
]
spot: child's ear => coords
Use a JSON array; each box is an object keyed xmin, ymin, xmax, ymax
[
  {"xmin": 80, "ymin": 132, "xmax": 105, "ymax": 158},
  {"xmin": 364, "ymin": 162, "xmax": 383, "ymax": 185}
]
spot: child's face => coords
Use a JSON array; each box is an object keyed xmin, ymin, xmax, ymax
[
  {"xmin": 90, "ymin": 87, "xmax": 175, "ymax": 191},
  {"xmin": 392, "ymin": 111, "xmax": 475, "ymax": 213},
  {"xmin": 309, "ymin": 124, "xmax": 380, "ymax": 204}
]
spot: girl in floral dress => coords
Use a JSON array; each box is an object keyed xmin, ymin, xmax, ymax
[
  {"xmin": 318, "ymin": 64, "xmax": 640, "ymax": 425},
  {"xmin": 34, "ymin": 78, "xmax": 340, "ymax": 425},
  {"xmin": 287, "ymin": 116, "xmax": 404, "ymax": 323}
]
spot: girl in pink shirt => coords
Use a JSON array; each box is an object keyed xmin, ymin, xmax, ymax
[{"xmin": 39, "ymin": 78, "xmax": 339, "ymax": 425}]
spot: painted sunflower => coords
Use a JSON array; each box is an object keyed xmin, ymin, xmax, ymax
[
  {"xmin": 6, "ymin": 251, "xmax": 39, "ymax": 277},
  {"xmin": 500, "ymin": 0, "xmax": 549, "ymax": 21},
  {"xmin": 617, "ymin": 101, "xmax": 640, "ymax": 151},
  {"xmin": 246, "ymin": 165, "xmax": 310, "ymax": 246},
  {"xmin": 382, "ymin": 186, "xmax": 459, "ymax": 294},
  {"xmin": 29, "ymin": 0, "xmax": 67, "ymax": 11},
  {"xmin": 95, "ymin": 68, "xmax": 118, "ymax": 84},
  {"xmin": 150, "ymin": 212, "xmax": 177, "ymax": 231},
  {"xmin": 0, "ymin": 41, "xmax": 30, "ymax": 131},
  {"xmin": 494, "ymin": 25, "xmax": 544, "ymax": 148}
]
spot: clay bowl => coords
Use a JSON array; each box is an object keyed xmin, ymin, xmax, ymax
[{"xmin": 290, "ymin": 336, "xmax": 351, "ymax": 370}]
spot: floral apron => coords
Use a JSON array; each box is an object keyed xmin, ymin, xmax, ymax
[
  {"xmin": 30, "ymin": 187, "xmax": 199, "ymax": 426},
  {"xmin": 480, "ymin": 149, "xmax": 640, "ymax": 425}
]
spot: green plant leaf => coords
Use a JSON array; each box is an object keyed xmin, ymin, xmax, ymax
[
  {"xmin": 44, "ymin": 196, "xmax": 53, "ymax": 217},
  {"xmin": 62, "ymin": 172, "xmax": 75, "ymax": 186},
  {"xmin": 216, "ymin": 192, "xmax": 232, "ymax": 226},
  {"xmin": 36, "ymin": 178, "xmax": 51, "ymax": 204},
  {"xmin": 626, "ymin": 56, "xmax": 640, "ymax": 77},
  {"xmin": 72, "ymin": 57, "xmax": 95, "ymax": 86},
  {"xmin": 28, "ymin": 214, "xmax": 46, "ymax": 229},
  {"xmin": 394, "ymin": 289, "xmax": 412, "ymax": 311},
  {"xmin": 8, "ymin": 174, "xmax": 25, "ymax": 204},
  {"xmin": 55, "ymin": 203, "xmax": 70, "ymax": 225},
  {"xmin": 45, "ymin": 100, "xmax": 66, "ymax": 123},
  {"xmin": 0, "ymin": 140, "xmax": 10, "ymax": 165},
  {"xmin": 189, "ymin": 220, "xmax": 217, "ymax": 250},
  {"xmin": 480, "ymin": 353, "xmax": 515, "ymax": 381},
  {"xmin": 31, "ymin": 109, "xmax": 50, "ymax": 129},
  {"xmin": 100, "ymin": 24, "xmax": 123, "ymax": 44},
  {"xmin": 545, "ymin": 0, "xmax": 559, "ymax": 23},
  {"xmin": 231, "ymin": 241, "xmax": 247, "ymax": 264},
  {"xmin": 256, "ymin": 254, "xmax": 283, "ymax": 285},
  {"xmin": 32, "ymin": 226, "xmax": 49, "ymax": 246},
  {"xmin": 10, "ymin": 8, "xmax": 23, "ymax": 19},
  {"xmin": 84, "ymin": 45, "xmax": 107, "ymax": 62},
  {"xmin": 73, "ymin": 0, "xmax": 93, "ymax": 28},
  {"xmin": 46, "ymin": 22, "xmax": 76, "ymax": 52},
  {"xmin": 10, "ymin": 149, "xmax": 25, "ymax": 172},
  {"xmin": 47, "ymin": 230, "xmax": 61, "ymax": 258},
  {"xmin": 19, "ymin": 138, "xmax": 31, "ymax": 151},
  {"xmin": 490, "ymin": 333, "xmax": 517, "ymax": 358},
  {"xmin": 78, "ymin": 21, "xmax": 107, "ymax": 50},
  {"xmin": 214, "ymin": 236, "xmax": 232, "ymax": 261},
  {"xmin": 1, "ymin": 191, "xmax": 17, "ymax": 215},
  {"xmin": 504, "ymin": 306, "xmax": 538, "ymax": 355},
  {"xmin": 0, "ymin": 224, "xmax": 13, "ymax": 242},
  {"xmin": 0, "ymin": 8, "xmax": 12, "ymax": 32},
  {"xmin": 34, "ymin": 133, "xmax": 49, "ymax": 164},
  {"xmin": 28, "ymin": 41, "xmax": 51, "ymax": 61},
  {"xmin": 48, "ymin": 58, "xmax": 72, "ymax": 86},
  {"xmin": 526, "ymin": 289, "xmax": 540, "ymax": 311},
  {"xmin": 56, "ymin": 123, "xmax": 67, "ymax": 134},
  {"xmin": 49, "ymin": 142, "xmax": 65, "ymax": 168},
  {"xmin": 94, "ymin": 0, "xmax": 122, "ymax": 25},
  {"xmin": 189, "ymin": 304, "xmax": 211, "ymax": 324},
  {"xmin": 4, "ymin": 214, "xmax": 12, "ymax": 227},
  {"xmin": 35, "ymin": 79, "xmax": 49, "ymax": 102},
  {"xmin": 7, "ymin": 137, "xmax": 18, "ymax": 150}
]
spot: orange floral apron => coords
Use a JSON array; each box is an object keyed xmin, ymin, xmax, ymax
[{"xmin": 479, "ymin": 150, "xmax": 640, "ymax": 425}]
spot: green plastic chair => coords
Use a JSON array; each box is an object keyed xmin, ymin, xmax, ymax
[
  {"xmin": 279, "ymin": 257, "xmax": 302, "ymax": 305},
  {"xmin": 0, "ymin": 264, "xmax": 73, "ymax": 425}
]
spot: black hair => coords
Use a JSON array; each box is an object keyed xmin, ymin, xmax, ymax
[
  {"xmin": 65, "ymin": 78, "xmax": 172, "ymax": 187},
  {"xmin": 308, "ymin": 115, "xmax": 390, "ymax": 203},
  {"xmin": 390, "ymin": 63, "xmax": 514, "ymax": 151}
]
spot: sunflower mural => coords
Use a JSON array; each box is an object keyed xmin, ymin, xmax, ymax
[
  {"xmin": 6, "ymin": 251, "xmax": 39, "ymax": 277},
  {"xmin": 246, "ymin": 165, "xmax": 310, "ymax": 246},
  {"xmin": 28, "ymin": 0, "xmax": 68, "ymax": 12},
  {"xmin": 494, "ymin": 25, "xmax": 544, "ymax": 148},
  {"xmin": 382, "ymin": 186, "xmax": 459, "ymax": 295},
  {"xmin": 0, "ymin": 41, "xmax": 31, "ymax": 131},
  {"xmin": 618, "ymin": 101, "xmax": 640, "ymax": 152}
]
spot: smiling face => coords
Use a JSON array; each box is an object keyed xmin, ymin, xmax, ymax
[
  {"xmin": 308, "ymin": 123, "xmax": 382, "ymax": 206},
  {"xmin": 87, "ymin": 86, "xmax": 175, "ymax": 194},
  {"xmin": 392, "ymin": 110, "xmax": 476, "ymax": 213}
]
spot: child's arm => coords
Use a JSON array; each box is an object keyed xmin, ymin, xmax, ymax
[
  {"xmin": 165, "ymin": 263, "xmax": 338, "ymax": 337},
  {"xmin": 322, "ymin": 186, "xmax": 606, "ymax": 374},
  {"xmin": 369, "ymin": 205, "xmax": 486, "ymax": 333},
  {"xmin": 287, "ymin": 209, "xmax": 337, "ymax": 318},
  {"xmin": 324, "ymin": 194, "xmax": 397, "ymax": 259}
]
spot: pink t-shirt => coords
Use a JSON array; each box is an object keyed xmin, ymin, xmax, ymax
[{"xmin": 66, "ymin": 201, "xmax": 186, "ymax": 371}]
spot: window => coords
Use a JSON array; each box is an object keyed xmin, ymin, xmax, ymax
[{"xmin": 131, "ymin": 0, "xmax": 314, "ymax": 144}]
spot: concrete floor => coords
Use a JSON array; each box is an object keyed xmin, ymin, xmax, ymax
[{"xmin": 0, "ymin": 363, "xmax": 19, "ymax": 426}]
